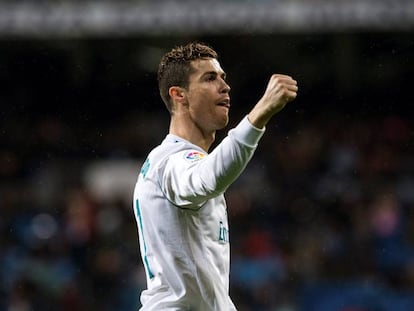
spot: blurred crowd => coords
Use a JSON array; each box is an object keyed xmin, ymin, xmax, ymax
[{"xmin": 1, "ymin": 106, "xmax": 414, "ymax": 310}]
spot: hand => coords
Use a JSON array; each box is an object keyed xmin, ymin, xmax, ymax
[
  {"xmin": 248, "ymin": 74, "xmax": 298, "ymax": 129},
  {"xmin": 260, "ymin": 74, "xmax": 298, "ymax": 113}
]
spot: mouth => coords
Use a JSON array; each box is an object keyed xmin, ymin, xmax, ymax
[{"xmin": 216, "ymin": 98, "xmax": 230, "ymax": 109}]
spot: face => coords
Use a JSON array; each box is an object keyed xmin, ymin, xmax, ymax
[{"xmin": 184, "ymin": 58, "xmax": 231, "ymax": 133}]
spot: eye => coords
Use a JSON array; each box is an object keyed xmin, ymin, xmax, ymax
[{"xmin": 206, "ymin": 74, "xmax": 216, "ymax": 81}]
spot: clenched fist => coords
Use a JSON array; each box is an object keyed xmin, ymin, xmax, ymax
[{"xmin": 248, "ymin": 74, "xmax": 298, "ymax": 129}]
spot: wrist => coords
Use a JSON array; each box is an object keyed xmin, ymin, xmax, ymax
[{"xmin": 248, "ymin": 102, "xmax": 274, "ymax": 129}]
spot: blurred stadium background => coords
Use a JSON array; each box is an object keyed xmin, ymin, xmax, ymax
[{"xmin": 1, "ymin": 0, "xmax": 414, "ymax": 310}]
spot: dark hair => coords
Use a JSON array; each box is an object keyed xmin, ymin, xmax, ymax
[{"xmin": 157, "ymin": 42, "xmax": 218, "ymax": 112}]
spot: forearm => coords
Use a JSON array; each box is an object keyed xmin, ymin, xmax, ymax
[
  {"xmin": 207, "ymin": 115, "xmax": 265, "ymax": 191},
  {"xmin": 247, "ymin": 99, "xmax": 277, "ymax": 129}
]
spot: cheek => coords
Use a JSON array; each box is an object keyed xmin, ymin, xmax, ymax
[{"xmin": 189, "ymin": 90, "xmax": 210, "ymax": 111}]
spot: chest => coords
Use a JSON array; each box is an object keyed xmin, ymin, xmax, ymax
[{"xmin": 181, "ymin": 195, "xmax": 230, "ymax": 245}]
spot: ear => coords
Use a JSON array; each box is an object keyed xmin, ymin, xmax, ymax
[{"xmin": 169, "ymin": 86, "xmax": 187, "ymax": 106}]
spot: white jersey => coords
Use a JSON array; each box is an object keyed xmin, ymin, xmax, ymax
[{"xmin": 133, "ymin": 116, "xmax": 265, "ymax": 310}]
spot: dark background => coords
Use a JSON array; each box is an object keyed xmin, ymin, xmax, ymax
[{"xmin": 2, "ymin": 33, "xmax": 412, "ymax": 119}]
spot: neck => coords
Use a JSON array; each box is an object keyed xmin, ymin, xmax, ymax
[{"xmin": 169, "ymin": 116, "xmax": 215, "ymax": 152}]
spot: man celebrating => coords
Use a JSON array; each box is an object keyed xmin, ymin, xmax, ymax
[{"xmin": 133, "ymin": 42, "xmax": 298, "ymax": 310}]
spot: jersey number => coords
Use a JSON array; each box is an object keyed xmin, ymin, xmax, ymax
[{"xmin": 135, "ymin": 199, "xmax": 154, "ymax": 279}]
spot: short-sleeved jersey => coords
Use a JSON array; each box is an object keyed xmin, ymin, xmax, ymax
[{"xmin": 133, "ymin": 116, "xmax": 264, "ymax": 310}]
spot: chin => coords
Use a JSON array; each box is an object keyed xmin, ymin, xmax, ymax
[{"xmin": 217, "ymin": 117, "xmax": 229, "ymax": 130}]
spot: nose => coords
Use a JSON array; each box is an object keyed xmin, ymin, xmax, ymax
[{"xmin": 220, "ymin": 79, "xmax": 231, "ymax": 94}]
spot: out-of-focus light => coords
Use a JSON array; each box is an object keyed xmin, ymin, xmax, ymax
[
  {"xmin": 0, "ymin": 1, "xmax": 413, "ymax": 38},
  {"xmin": 31, "ymin": 213, "xmax": 58, "ymax": 240}
]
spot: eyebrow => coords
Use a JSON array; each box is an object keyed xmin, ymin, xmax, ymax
[{"xmin": 202, "ymin": 70, "xmax": 227, "ymax": 80}]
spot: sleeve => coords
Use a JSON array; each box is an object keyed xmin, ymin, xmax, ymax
[{"xmin": 159, "ymin": 116, "xmax": 265, "ymax": 209}]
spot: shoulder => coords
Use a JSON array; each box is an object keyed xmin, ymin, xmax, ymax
[
  {"xmin": 158, "ymin": 135, "xmax": 207, "ymax": 164},
  {"xmin": 162, "ymin": 149, "xmax": 207, "ymax": 173},
  {"xmin": 179, "ymin": 150, "xmax": 207, "ymax": 163},
  {"xmin": 146, "ymin": 138, "xmax": 206, "ymax": 171}
]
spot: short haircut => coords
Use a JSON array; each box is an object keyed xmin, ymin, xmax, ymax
[{"xmin": 157, "ymin": 42, "xmax": 218, "ymax": 113}]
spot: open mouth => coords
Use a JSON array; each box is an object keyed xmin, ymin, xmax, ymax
[{"xmin": 217, "ymin": 99, "xmax": 230, "ymax": 109}]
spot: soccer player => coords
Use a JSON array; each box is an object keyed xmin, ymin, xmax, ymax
[{"xmin": 133, "ymin": 42, "xmax": 298, "ymax": 310}]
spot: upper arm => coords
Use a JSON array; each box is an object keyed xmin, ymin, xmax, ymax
[{"xmin": 158, "ymin": 150, "xmax": 214, "ymax": 209}]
